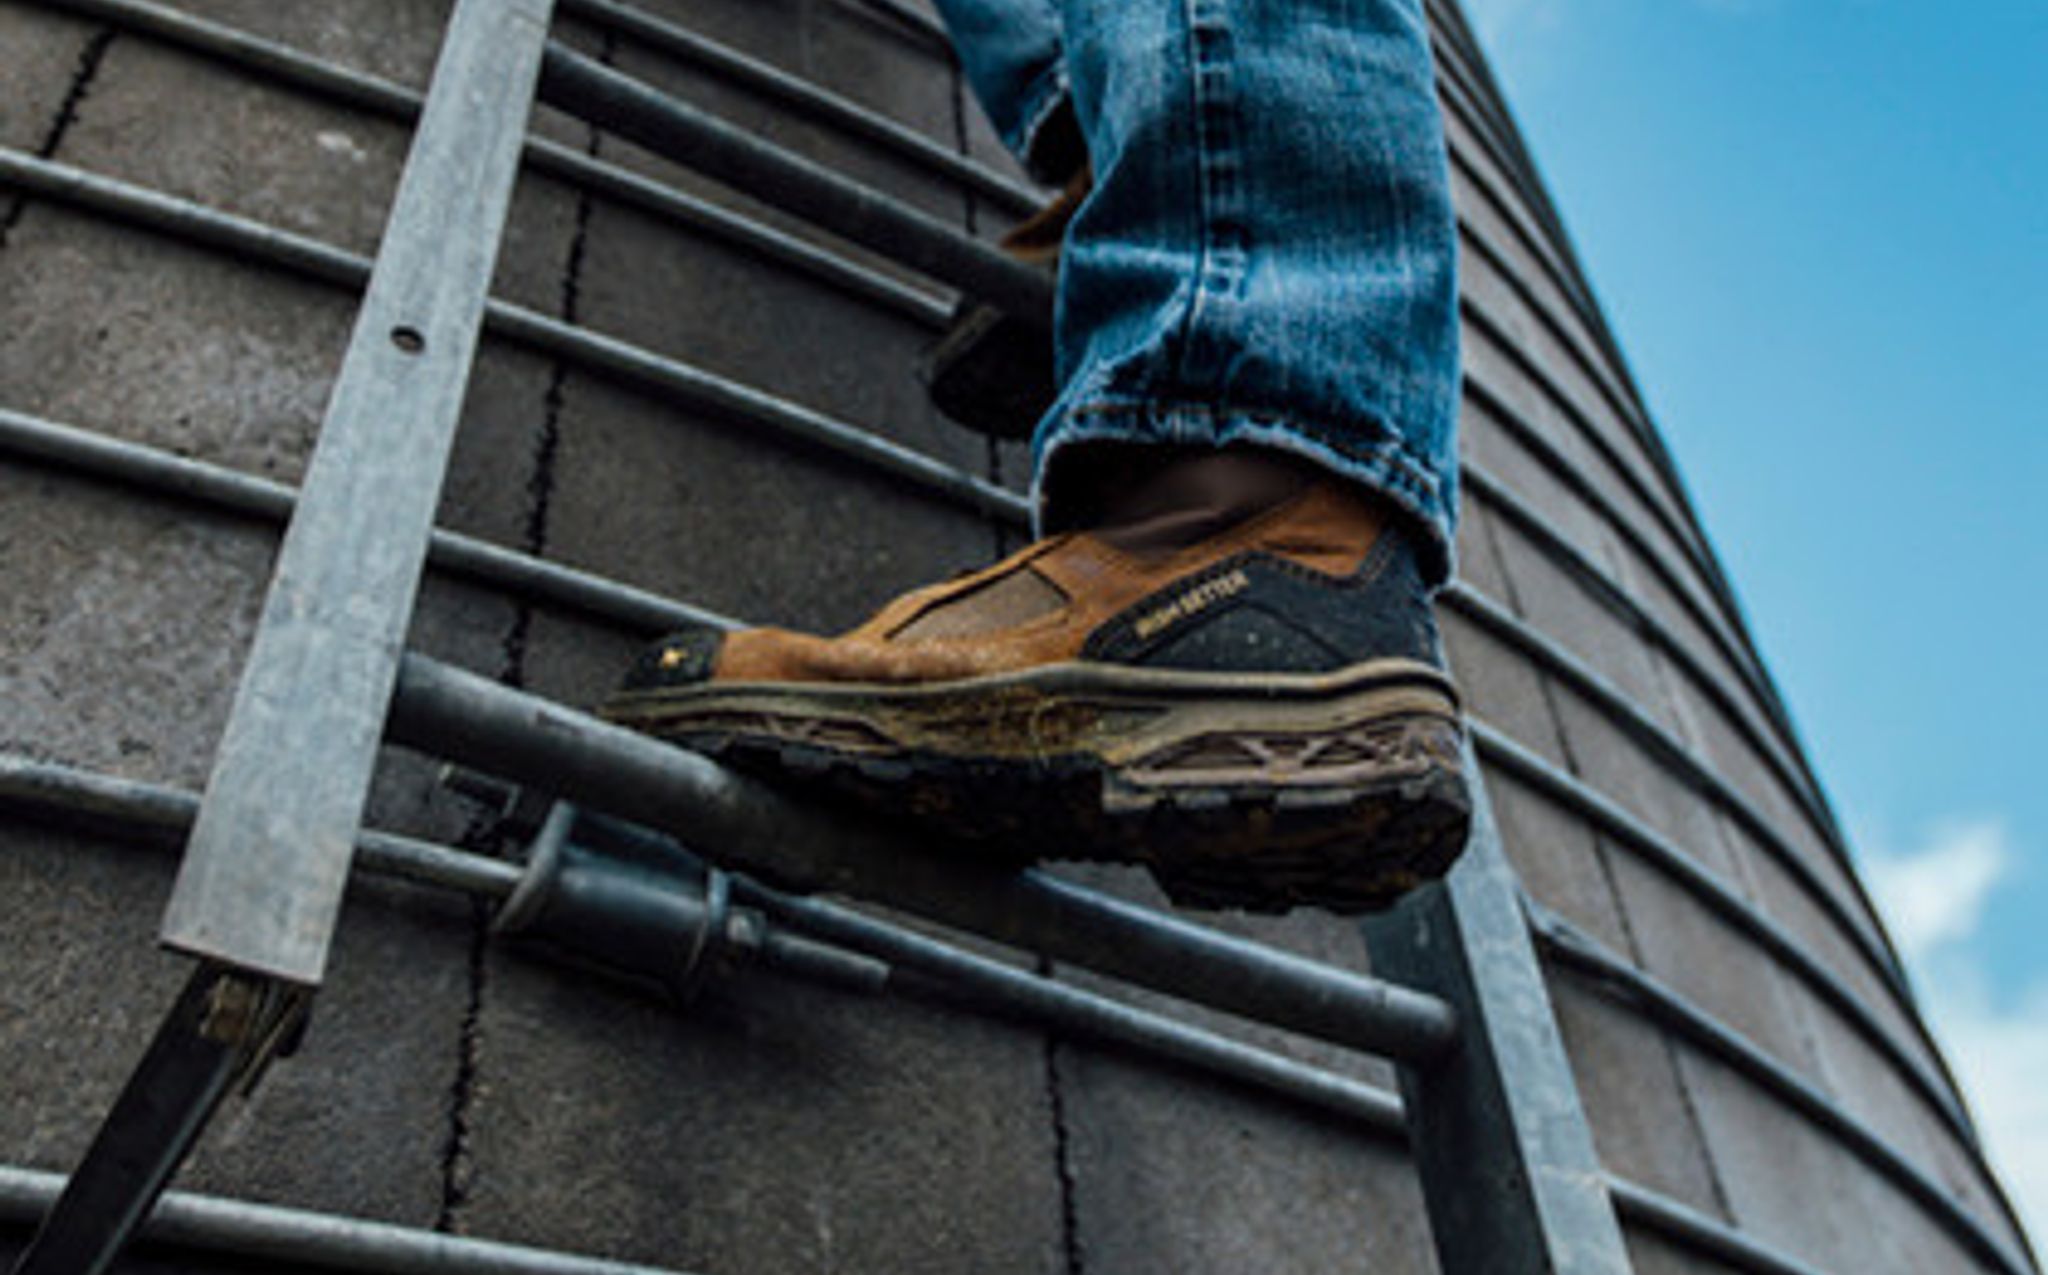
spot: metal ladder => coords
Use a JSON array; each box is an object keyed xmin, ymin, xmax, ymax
[{"xmin": 7, "ymin": 2, "xmax": 1629, "ymax": 1270}]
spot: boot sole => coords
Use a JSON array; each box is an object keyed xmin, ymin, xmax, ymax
[{"xmin": 601, "ymin": 659, "xmax": 1470, "ymax": 913}]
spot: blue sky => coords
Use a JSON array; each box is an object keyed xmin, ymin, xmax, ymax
[{"xmin": 1459, "ymin": 0, "xmax": 2047, "ymax": 1244}]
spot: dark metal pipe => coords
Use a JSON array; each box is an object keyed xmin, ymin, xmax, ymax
[
  {"xmin": 0, "ymin": 148, "xmax": 1026, "ymax": 527},
  {"xmin": 0, "ymin": 754, "xmax": 521, "ymax": 899},
  {"xmin": 739, "ymin": 885, "xmax": 1408, "ymax": 1139},
  {"xmin": 1474, "ymin": 723, "xmax": 1976, "ymax": 1149},
  {"xmin": 385, "ymin": 653, "xmax": 1460, "ymax": 1064},
  {"xmin": 1, "ymin": 754, "xmax": 1409, "ymax": 1139},
  {"xmin": 536, "ymin": 42, "xmax": 1054, "ymax": 324},
  {"xmin": 1447, "ymin": 571, "xmax": 1901, "ymax": 997},
  {"xmin": 30, "ymin": 0, "xmax": 1014, "ymax": 304},
  {"xmin": 1533, "ymin": 904, "xmax": 2035, "ymax": 1275},
  {"xmin": 0, "ymin": 1165, "xmax": 697, "ymax": 1275},
  {"xmin": 1605, "ymin": 1176, "xmax": 1827, "ymax": 1275},
  {"xmin": 556, "ymin": 0, "xmax": 1038, "ymax": 215},
  {"xmin": 0, "ymin": 406, "xmax": 735, "ymax": 637}
]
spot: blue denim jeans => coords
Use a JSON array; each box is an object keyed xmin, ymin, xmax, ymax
[{"xmin": 933, "ymin": 0, "xmax": 1461, "ymax": 581}]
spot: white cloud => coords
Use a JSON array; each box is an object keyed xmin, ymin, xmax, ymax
[
  {"xmin": 1868, "ymin": 819, "xmax": 2011, "ymax": 963},
  {"xmin": 1867, "ymin": 819, "xmax": 2047, "ymax": 1251},
  {"xmin": 1936, "ymin": 983, "xmax": 2048, "ymax": 1256}
]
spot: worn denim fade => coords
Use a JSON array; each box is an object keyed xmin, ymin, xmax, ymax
[{"xmin": 932, "ymin": 0, "xmax": 1461, "ymax": 583}]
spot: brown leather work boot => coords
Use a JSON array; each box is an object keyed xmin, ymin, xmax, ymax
[{"xmin": 600, "ymin": 462, "xmax": 1470, "ymax": 914}]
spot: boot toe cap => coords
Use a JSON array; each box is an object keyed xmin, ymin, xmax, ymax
[{"xmin": 619, "ymin": 626, "xmax": 725, "ymax": 691}]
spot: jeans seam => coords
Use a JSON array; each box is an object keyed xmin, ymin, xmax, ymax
[{"xmin": 1171, "ymin": 0, "xmax": 1247, "ymax": 393}]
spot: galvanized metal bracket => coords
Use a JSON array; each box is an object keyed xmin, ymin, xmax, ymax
[
  {"xmin": 9, "ymin": 966, "xmax": 304, "ymax": 1275},
  {"xmin": 492, "ymin": 801, "xmax": 888, "ymax": 1001}
]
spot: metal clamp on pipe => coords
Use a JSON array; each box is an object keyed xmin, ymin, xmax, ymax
[
  {"xmin": 392, "ymin": 654, "xmax": 1460, "ymax": 1064},
  {"xmin": 490, "ymin": 801, "xmax": 889, "ymax": 1003}
]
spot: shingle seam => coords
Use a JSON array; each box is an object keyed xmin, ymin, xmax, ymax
[{"xmin": 0, "ymin": 24, "xmax": 113, "ymax": 246}]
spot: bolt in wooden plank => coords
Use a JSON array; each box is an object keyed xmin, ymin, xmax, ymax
[{"xmin": 159, "ymin": 0, "xmax": 556, "ymax": 985}]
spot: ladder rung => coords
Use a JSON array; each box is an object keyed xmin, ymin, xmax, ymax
[
  {"xmin": 0, "ymin": 1162, "xmax": 699, "ymax": 1275},
  {"xmin": 0, "ymin": 753, "xmax": 1408, "ymax": 1138},
  {"xmin": 385, "ymin": 652, "xmax": 1461, "ymax": 1065},
  {"xmin": 556, "ymin": 0, "xmax": 1039, "ymax": 214},
  {"xmin": 535, "ymin": 41, "xmax": 1054, "ymax": 325}
]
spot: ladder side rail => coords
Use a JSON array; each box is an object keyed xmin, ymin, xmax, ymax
[
  {"xmin": 7, "ymin": 970, "xmax": 252, "ymax": 1275},
  {"xmin": 9, "ymin": 6, "xmax": 554, "ymax": 1271},
  {"xmin": 159, "ymin": 0, "xmax": 557, "ymax": 985},
  {"xmin": 1361, "ymin": 751, "xmax": 1633, "ymax": 1275}
]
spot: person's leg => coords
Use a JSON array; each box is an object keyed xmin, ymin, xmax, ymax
[
  {"xmin": 605, "ymin": 0, "xmax": 1468, "ymax": 913},
  {"xmin": 1040, "ymin": 0, "xmax": 1460, "ymax": 582}
]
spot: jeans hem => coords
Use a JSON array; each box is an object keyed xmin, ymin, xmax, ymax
[
  {"xmin": 1007, "ymin": 70, "xmax": 1074, "ymax": 178},
  {"xmin": 1032, "ymin": 400, "xmax": 1457, "ymax": 586}
]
